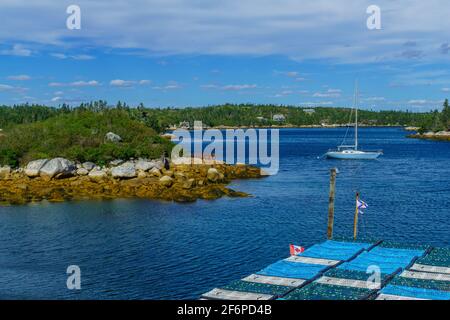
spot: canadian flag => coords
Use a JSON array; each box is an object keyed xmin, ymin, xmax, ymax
[{"xmin": 289, "ymin": 244, "xmax": 305, "ymax": 256}]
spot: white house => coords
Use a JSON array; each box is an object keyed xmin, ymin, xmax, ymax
[{"xmin": 272, "ymin": 114, "xmax": 286, "ymax": 122}]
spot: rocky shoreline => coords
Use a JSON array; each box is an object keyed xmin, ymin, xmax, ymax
[
  {"xmin": 408, "ymin": 131, "xmax": 450, "ymax": 142},
  {"xmin": 0, "ymin": 158, "xmax": 264, "ymax": 205}
]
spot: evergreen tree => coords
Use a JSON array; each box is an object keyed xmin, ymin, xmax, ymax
[
  {"xmin": 431, "ymin": 109, "xmax": 444, "ymax": 132},
  {"xmin": 441, "ymin": 99, "xmax": 450, "ymax": 130}
]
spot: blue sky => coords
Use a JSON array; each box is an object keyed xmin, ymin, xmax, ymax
[{"xmin": 1, "ymin": 0, "xmax": 450, "ymax": 111}]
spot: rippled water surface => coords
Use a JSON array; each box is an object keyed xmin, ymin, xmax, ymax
[{"xmin": 0, "ymin": 128, "xmax": 449, "ymax": 299}]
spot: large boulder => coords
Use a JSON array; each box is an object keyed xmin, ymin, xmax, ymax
[
  {"xmin": 153, "ymin": 160, "xmax": 164, "ymax": 170},
  {"xmin": 0, "ymin": 166, "xmax": 11, "ymax": 179},
  {"xmin": 137, "ymin": 170, "xmax": 147, "ymax": 179},
  {"xmin": 39, "ymin": 158, "xmax": 76, "ymax": 179},
  {"xmin": 163, "ymin": 170, "xmax": 174, "ymax": 177},
  {"xmin": 76, "ymin": 168, "xmax": 89, "ymax": 176},
  {"xmin": 149, "ymin": 167, "xmax": 162, "ymax": 177},
  {"xmin": 88, "ymin": 169, "xmax": 108, "ymax": 181},
  {"xmin": 111, "ymin": 162, "xmax": 136, "ymax": 178},
  {"xmin": 135, "ymin": 159, "xmax": 155, "ymax": 171},
  {"xmin": 25, "ymin": 159, "xmax": 48, "ymax": 177},
  {"xmin": 182, "ymin": 178, "xmax": 195, "ymax": 189},
  {"xmin": 207, "ymin": 168, "xmax": 221, "ymax": 182},
  {"xmin": 159, "ymin": 175, "xmax": 173, "ymax": 187},
  {"xmin": 174, "ymin": 171, "xmax": 187, "ymax": 181},
  {"xmin": 110, "ymin": 159, "xmax": 123, "ymax": 166},
  {"xmin": 82, "ymin": 162, "xmax": 96, "ymax": 171},
  {"xmin": 105, "ymin": 132, "xmax": 122, "ymax": 142}
]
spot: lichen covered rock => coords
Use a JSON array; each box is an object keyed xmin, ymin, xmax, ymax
[
  {"xmin": 0, "ymin": 162, "xmax": 263, "ymax": 205},
  {"xmin": 111, "ymin": 162, "xmax": 136, "ymax": 178},
  {"xmin": 39, "ymin": 158, "xmax": 76, "ymax": 179},
  {"xmin": 159, "ymin": 175, "xmax": 174, "ymax": 187},
  {"xmin": 0, "ymin": 166, "xmax": 11, "ymax": 179},
  {"xmin": 25, "ymin": 159, "xmax": 48, "ymax": 177}
]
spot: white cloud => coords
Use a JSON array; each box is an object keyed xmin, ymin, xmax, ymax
[
  {"xmin": 72, "ymin": 54, "xmax": 95, "ymax": 60},
  {"xmin": 7, "ymin": 74, "xmax": 31, "ymax": 80},
  {"xmin": 442, "ymin": 88, "xmax": 450, "ymax": 92},
  {"xmin": 200, "ymin": 84, "xmax": 219, "ymax": 89},
  {"xmin": 1, "ymin": 1, "xmax": 450, "ymax": 63},
  {"xmin": 300, "ymin": 101, "xmax": 334, "ymax": 106},
  {"xmin": 222, "ymin": 84, "xmax": 257, "ymax": 91},
  {"xmin": 365, "ymin": 97, "xmax": 386, "ymax": 102},
  {"xmin": 51, "ymin": 53, "xmax": 95, "ymax": 60},
  {"xmin": 274, "ymin": 71, "xmax": 306, "ymax": 79},
  {"xmin": 110, "ymin": 79, "xmax": 135, "ymax": 87},
  {"xmin": 0, "ymin": 83, "xmax": 27, "ymax": 93},
  {"xmin": 72, "ymin": 80, "xmax": 99, "ymax": 87},
  {"xmin": 201, "ymin": 84, "xmax": 257, "ymax": 91},
  {"xmin": 313, "ymin": 88, "xmax": 342, "ymax": 98},
  {"xmin": 0, "ymin": 84, "xmax": 15, "ymax": 91},
  {"xmin": 152, "ymin": 81, "xmax": 182, "ymax": 91},
  {"xmin": 407, "ymin": 99, "xmax": 442, "ymax": 106},
  {"xmin": 390, "ymin": 69, "xmax": 450, "ymax": 87},
  {"xmin": 0, "ymin": 44, "xmax": 32, "ymax": 56},
  {"xmin": 110, "ymin": 79, "xmax": 151, "ymax": 87},
  {"xmin": 49, "ymin": 80, "xmax": 99, "ymax": 87},
  {"xmin": 50, "ymin": 53, "xmax": 68, "ymax": 59}
]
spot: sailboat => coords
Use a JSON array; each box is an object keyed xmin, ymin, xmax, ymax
[{"xmin": 325, "ymin": 82, "xmax": 383, "ymax": 160}]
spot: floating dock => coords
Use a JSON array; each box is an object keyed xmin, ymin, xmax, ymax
[{"xmin": 201, "ymin": 239, "xmax": 450, "ymax": 300}]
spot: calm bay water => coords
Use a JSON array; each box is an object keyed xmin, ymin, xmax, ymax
[{"xmin": 0, "ymin": 127, "xmax": 449, "ymax": 299}]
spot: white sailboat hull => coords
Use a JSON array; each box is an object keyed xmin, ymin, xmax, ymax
[{"xmin": 325, "ymin": 150, "xmax": 382, "ymax": 160}]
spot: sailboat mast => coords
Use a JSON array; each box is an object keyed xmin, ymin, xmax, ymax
[{"xmin": 354, "ymin": 80, "xmax": 358, "ymax": 150}]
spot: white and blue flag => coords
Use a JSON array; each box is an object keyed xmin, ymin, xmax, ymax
[{"xmin": 357, "ymin": 199, "xmax": 368, "ymax": 214}]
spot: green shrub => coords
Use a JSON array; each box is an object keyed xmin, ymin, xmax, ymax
[
  {"xmin": 0, "ymin": 109, "xmax": 173, "ymax": 167},
  {"xmin": 0, "ymin": 149, "xmax": 19, "ymax": 167}
]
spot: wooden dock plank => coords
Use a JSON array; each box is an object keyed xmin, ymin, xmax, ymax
[
  {"xmin": 316, "ymin": 276, "xmax": 381, "ymax": 289},
  {"xmin": 410, "ymin": 263, "xmax": 450, "ymax": 275},
  {"xmin": 202, "ymin": 288, "xmax": 274, "ymax": 300},
  {"xmin": 376, "ymin": 293, "xmax": 427, "ymax": 300},
  {"xmin": 242, "ymin": 274, "xmax": 305, "ymax": 287},
  {"xmin": 401, "ymin": 270, "xmax": 450, "ymax": 282},
  {"xmin": 285, "ymin": 256, "xmax": 340, "ymax": 266}
]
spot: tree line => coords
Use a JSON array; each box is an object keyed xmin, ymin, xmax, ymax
[{"xmin": 1, "ymin": 101, "xmax": 444, "ymax": 133}]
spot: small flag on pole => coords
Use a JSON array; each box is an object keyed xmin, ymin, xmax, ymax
[
  {"xmin": 357, "ymin": 199, "xmax": 368, "ymax": 214},
  {"xmin": 290, "ymin": 244, "xmax": 305, "ymax": 256}
]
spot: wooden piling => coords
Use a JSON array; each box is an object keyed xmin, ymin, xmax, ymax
[{"xmin": 327, "ymin": 168, "xmax": 337, "ymax": 240}]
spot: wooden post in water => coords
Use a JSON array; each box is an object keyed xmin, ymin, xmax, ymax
[
  {"xmin": 327, "ymin": 168, "xmax": 338, "ymax": 240},
  {"xmin": 353, "ymin": 192, "xmax": 360, "ymax": 240}
]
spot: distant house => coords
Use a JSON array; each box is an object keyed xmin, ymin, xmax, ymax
[
  {"xmin": 272, "ymin": 114, "xmax": 286, "ymax": 122},
  {"xmin": 178, "ymin": 121, "xmax": 190, "ymax": 129},
  {"xmin": 303, "ymin": 108, "xmax": 315, "ymax": 115}
]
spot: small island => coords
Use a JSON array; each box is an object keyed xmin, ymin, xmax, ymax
[
  {"xmin": 406, "ymin": 99, "xmax": 450, "ymax": 142},
  {"xmin": 0, "ymin": 106, "xmax": 263, "ymax": 205},
  {"xmin": 0, "ymin": 157, "xmax": 263, "ymax": 205}
]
